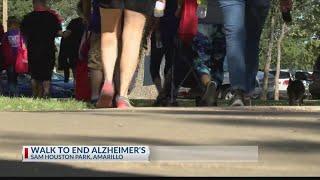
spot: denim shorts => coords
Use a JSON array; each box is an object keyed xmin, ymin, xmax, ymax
[{"xmin": 98, "ymin": 0, "xmax": 156, "ymax": 16}]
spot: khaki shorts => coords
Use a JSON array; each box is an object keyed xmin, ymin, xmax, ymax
[{"xmin": 88, "ymin": 33, "xmax": 103, "ymax": 71}]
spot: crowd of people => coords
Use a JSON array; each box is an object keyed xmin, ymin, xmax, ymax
[{"xmin": 0, "ymin": 0, "xmax": 297, "ymax": 109}]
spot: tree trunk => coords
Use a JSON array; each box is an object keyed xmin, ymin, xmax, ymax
[
  {"xmin": 2, "ymin": 0, "xmax": 8, "ymax": 32},
  {"xmin": 261, "ymin": 15, "xmax": 276, "ymax": 100},
  {"xmin": 274, "ymin": 23, "xmax": 288, "ymax": 100}
]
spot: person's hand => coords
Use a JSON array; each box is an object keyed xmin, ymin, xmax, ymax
[
  {"xmin": 280, "ymin": 0, "xmax": 293, "ymax": 12},
  {"xmin": 82, "ymin": 16, "xmax": 90, "ymax": 27},
  {"xmin": 175, "ymin": 7, "xmax": 182, "ymax": 18},
  {"xmin": 62, "ymin": 30, "xmax": 72, "ymax": 38},
  {"xmin": 280, "ymin": 0, "xmax": 293, "ymax": 23},
  {"xmin": 57, "ymin": 30, "xmax": 64, "ymax": 37},
  {"xmin": 175, "ymin": 0, "xmax": 183, "ymax": 18}
]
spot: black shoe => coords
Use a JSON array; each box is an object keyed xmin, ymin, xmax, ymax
[
  {"xmin": 244, "ymin": 95, "xmax": 252, "ymax": 106},
  {"xmin": 153, "ymin": 97, "xmax": 162, "ymax": 107},
  {"xmin": 168, "ymin": 101, "xmax": 179, "ymax": 107},
  {"xmin": 230, "ymin": 90, "xmax": 245, "ymax": 107},
  {"xmin": 199, "ymin": 81, "xmax": 218, "ymax": 107},
  {"xmin": 153, "ymin": 96, "xmax": 170, "ymax": 107}
]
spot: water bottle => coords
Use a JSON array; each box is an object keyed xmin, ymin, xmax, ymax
[
  {"xmin": 197, "ymin": 0, "xmax": 208, "ymax": 19},
  {"xmin": 154, "ymin": 1, "xmax": 166, "ymax": 18}
]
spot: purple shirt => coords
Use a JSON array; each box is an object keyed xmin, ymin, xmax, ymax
[
  {"xmin": 6, "ymin": 29, "xmax": 21, "ymax": 56},
  {"xmin": 89, "ymin": 0, "xmax": 101, "ymax": 33}
]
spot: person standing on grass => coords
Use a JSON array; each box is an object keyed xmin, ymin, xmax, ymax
[
  {"xmin": 1, "ymin": 16, "xmax": 22, "ymax": 97},
  {"xmin": 0, "ymin": 24, "xmax": 4, "ymax": 70},
  {"xmin": 60, "ymin": 1, "xmax": 86, "ymax": 83},
  {"xmin": 0, "ymin": 25, "xmax": 4, "ymax": 94},
  {"xmin": 21, "ymin": 0, "xmax": 63, "ymax": 98}
]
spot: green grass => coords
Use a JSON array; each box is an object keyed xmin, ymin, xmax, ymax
[
  {"xmin": 0, "ymin": 97, "xmax": 319, "ymax": 111},
  {"xmin": 0, "ymin": 97, "xmax": 89, "ymax": 111}
]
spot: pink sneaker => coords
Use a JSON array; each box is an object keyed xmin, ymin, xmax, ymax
[
  {"xmin": 116, "ymin": 96, "xmax": 133, "ymax": 109},
  {"xmin": 96, "ymin": 82, "xmax": 114, "ymax": 108}
]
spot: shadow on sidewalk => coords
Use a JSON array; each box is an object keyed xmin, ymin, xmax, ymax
[{"xmin": 0, "ymin": 159, "xmax": 152, "ymax": 177}]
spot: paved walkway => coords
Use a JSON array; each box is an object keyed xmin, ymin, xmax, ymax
[{"xmin": 0, "ymin": 107, "xmax": 320, "ymax": 176}]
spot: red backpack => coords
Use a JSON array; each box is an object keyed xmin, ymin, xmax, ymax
[
  {"xmin": 15, "ymin": 35, "xmax": 29, "ymax": 74},
  {"xmin": 178, "ymin": 0, "xmax": 198, "ymax": 45},
  {"xmin": 1, "ymin": 34, "xmax": 14, "ymax": 69},
  {"xmin": 75, "ymin": 32, "xmax": 92, "ymax": 102}
]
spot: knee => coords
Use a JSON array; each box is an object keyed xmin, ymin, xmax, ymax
[{"xmin": 101, "ymin": 33, "xmax": 118, "ymax": 49}]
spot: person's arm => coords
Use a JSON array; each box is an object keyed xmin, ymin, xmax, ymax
[
  {"xmin": 175, "ymin": 0, "xmax": 184, "ymax": 17},
  {"xmin": 280, "ymin": 0, "xmax": 293, "ymax": 12},
  {"xmin": 57, "ymin": 30, "xmax": 64, "ymax": 37},
  {"xmin": 53, "ymin": 16, "xmax": 63, "ymax": 37},
  {"xmin": 82, "ymin": 0, "xmax": 91, "ymax": 26},
  {"xmin": 20, "ymin": 15, "xmax": 28, "ymax": 37},
  {"xmin": 62, "ymin": 20, "xmax": 74, "ymax": 39}
]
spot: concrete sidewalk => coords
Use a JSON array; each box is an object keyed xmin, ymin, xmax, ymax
[{"xmin": 0, "ymin": 107, "xmax": 319, "ymax": 176}]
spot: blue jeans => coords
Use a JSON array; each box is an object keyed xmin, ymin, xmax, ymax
[
  {"xmin": 217, "ymin": 0, "xmax": 247, "ymax": 91},
  {"xmin": 245, "ymin": 0, "xmax": 270, "ymax": 95},
  {"xmin": 6, "ymin": 65, "xmax": 18, "ymax": 97}
]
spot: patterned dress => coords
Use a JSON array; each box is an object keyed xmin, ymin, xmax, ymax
[{"xmin": 192, "ymin": 24, "xmax": 226, "ymax": 86}]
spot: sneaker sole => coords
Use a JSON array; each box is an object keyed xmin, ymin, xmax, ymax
[{"xmin": 231, "ymin": 99, "xmax": 245, "ymax": 107}]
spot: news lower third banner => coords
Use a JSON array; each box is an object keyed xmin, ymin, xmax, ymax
[{"xmin": 22, "ymin": 146, "xmax": 259, "ymax": 163}]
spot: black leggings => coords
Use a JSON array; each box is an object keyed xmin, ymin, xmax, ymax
[{"xmin": 149, "ymin": 32, "xmax": 174, "ymax": 82}]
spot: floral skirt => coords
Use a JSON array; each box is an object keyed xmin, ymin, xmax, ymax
[{"xmin": 192, "ymin": 24, "xmax": 226, "ymax": 86}]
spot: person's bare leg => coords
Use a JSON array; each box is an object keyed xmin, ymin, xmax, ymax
[
  {"xmin": 90, "ymin": 69, "xmax": 103, "ymax": 101},
  {"xmin": 199, "ymin": 74, "xmax": 217, "ymax": 107},
  {"xmin": 38, "ymin": 83, "xmax": 44, "ymax": 98},
  {"xmin": 100, "ymin": 8, "xmax": 122, "ymax": 83},
  {"xmin": 201, "ymin": 74, "xmax": 211, "ymax": 86},
  {"xmin": 119, "ymin": 10, "xmax": 147, "ymax": 98},
  {"xmin": 96, "ymin": 8, "xmax": 122, "ymax": 108},
  {"xmin": 43, "ymin": 81, "xmax": 51, "ymax": 98},
  {"xmin": 31, "ymin": 79, "xmax": 40, "ymax": 98}
]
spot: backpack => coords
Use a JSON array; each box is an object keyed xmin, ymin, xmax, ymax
[
  {"xmin": 15, "ymin": 35, "xmax": 29, "ymax": 74},
  {"xmin": 75, "ymin": 31, "xmax": 92, "ymax": 102},
  {"xmin": 178, "ymin": 0, "xmax": 198, "ymax": 45}
]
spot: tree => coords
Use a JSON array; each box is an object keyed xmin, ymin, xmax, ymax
[
  {"xmin": 262, "ymin": 13, "xmax": 276, "ymax": 100},
  {"xmin": 260, "ymin": 0, "xmax": 320, "ymax": 101},
  {"xmin": 2, "ymin": 0, "xmax": 7, "ymax": 31},
  {"xmin": 0, "ymin": 0, "xmax": 78, "ymax": 24},
  {"xmin": 274, "ymin": 23, "xmax": 289, "ymax": 100}
]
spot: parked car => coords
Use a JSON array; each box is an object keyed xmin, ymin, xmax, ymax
[
  {"xmin": 269, "ymin": 70, "xmax": 293, "ymax": 99},
  {"xmin": 0, "ymin": 71, "xmax": 74, "ymax": 98},
  {"xmin": 294, "ymin": 71, "xmax": 313, "ymax": 99},
  {"xmin": 309, "ymin": 70, "xmax": 320, "ymax": 99},
  {"xmin": 220, "ymin": 71, "xmax": 275, "ymax": 100}
]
